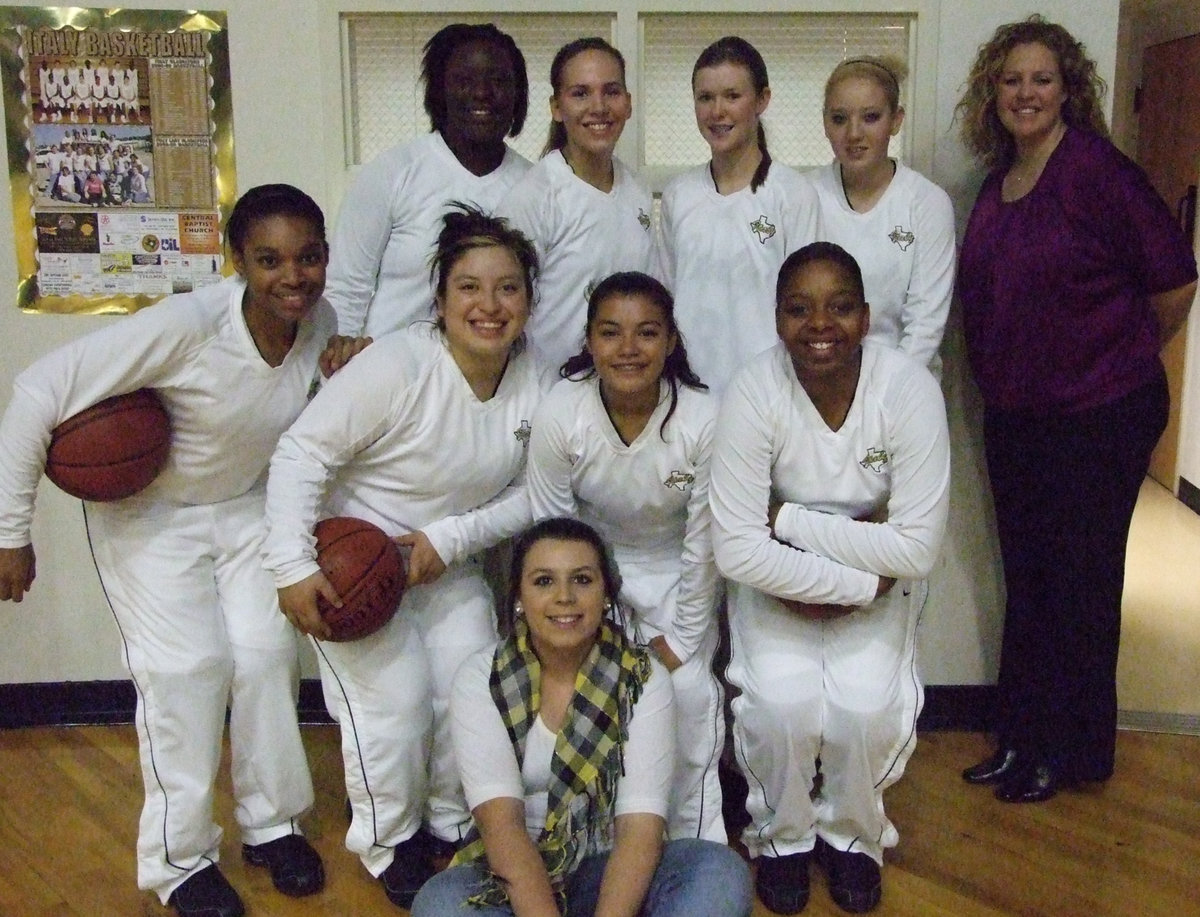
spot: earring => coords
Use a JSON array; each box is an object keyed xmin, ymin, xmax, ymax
[
  {"xmin": 514, "ymin": 602, "xmax": 524, "ymax": 616},
  {"xmin": 604, "ymin": 600, "xmax": 614, "ymax": 614}
]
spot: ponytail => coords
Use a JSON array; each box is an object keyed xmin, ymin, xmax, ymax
[{"xmin": 751, "ymin": 123, "xmax": 772, "ymax": 192}]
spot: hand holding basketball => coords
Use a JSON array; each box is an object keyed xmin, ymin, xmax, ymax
[
  {"xmin": 277, "ymin": 571, "xmax": 336, "ymax": 640},
  {"xmin": 393, "ymin": 530, "xmax": 446, "ymax": 586},
  {"xmin": 0, "ymin": 545, "xmax": 36, "ymax": 603},
  {"xmin": 310, "ymin": 517, "xmax": 406, "ymax": 641}
]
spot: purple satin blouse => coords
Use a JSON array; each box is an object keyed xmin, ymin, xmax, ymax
[{"xmin": 959, "ymin": 128, "xmax": 1196, "ymax": 414}]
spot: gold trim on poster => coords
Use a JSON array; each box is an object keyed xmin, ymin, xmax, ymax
[{"xmin": 0, "ymin": 7, "xmax": 235, "ymax": 315}]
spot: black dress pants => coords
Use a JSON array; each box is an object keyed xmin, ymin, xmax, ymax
[{"xmin": 983, "ymin": 369, "xmax": 1168, "ymax": 780}]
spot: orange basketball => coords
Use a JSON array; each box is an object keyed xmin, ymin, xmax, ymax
[
  {"xmin": 313, "ymin": 516, "xmax": 406, "ymax": 641},
  {"xmin": 45, "ymin": 389, "xmax": 171, "ymax": 501}
]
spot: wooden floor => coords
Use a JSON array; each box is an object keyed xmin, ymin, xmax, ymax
[{"xmin": 0, "ymin": 725, "xmax": 1197, "ymax": 916}]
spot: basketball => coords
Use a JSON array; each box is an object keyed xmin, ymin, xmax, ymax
[
  {"xmin": 313, "ymin": 516, "xmax": 406, "ymax": 641},
  {"xmin": 45, "ymin": 389, "xmax": 171, "ymax": 501}
]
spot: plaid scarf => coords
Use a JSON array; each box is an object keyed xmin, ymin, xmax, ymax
[{"xmin": 454, "ymin": 615, "xmax": 651, "ymax": 911}]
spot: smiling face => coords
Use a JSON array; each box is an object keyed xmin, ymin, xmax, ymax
[
  {"xmin": 823, "ymin": 75, "xmax": 904, "ymax": 178},
  {"xmin": 551, "ymin": 48, "xmax": 631, "ymax": 163},
  {"xmin": 587, "ymin": 292, "xmax": 676, "ymax": 402},
  {"xmin": 692, "ymin": 62, "xmax": 769, "ymax": 159},
  {"xmin": 994, "ymin": 41, "xmax": 1067, "ymax": 148},
  {"xmin": 232, "ymin": 213, "xmax": 328, "ymax": 329},
  {"xmin": 441, "ymin": 39, "xmax": 519, "ymax": 152},
  {"xmin": 518, "ymin": 536, "xmax": 608, "ymax": 661},
  {"xmin": 776, "ymin": 257, "xmax": 869, "ymax": 388},
  {"xmin": 437, "ymin": 243, "xmax": 530, "ymax": 370}
]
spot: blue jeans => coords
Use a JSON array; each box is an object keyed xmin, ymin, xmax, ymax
[{"xmin": 411, "ymin": 837, "xmax": 752, "ymax": 917}]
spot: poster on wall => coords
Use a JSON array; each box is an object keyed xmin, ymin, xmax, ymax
[{"xmin": 0, "ymin": 7, "xmax": 235, "ymax": 315}]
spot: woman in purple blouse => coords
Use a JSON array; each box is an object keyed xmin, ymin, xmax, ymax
[{"xmin": 955, "ymin": 16, "xmax": 1197, "ymax": 803}]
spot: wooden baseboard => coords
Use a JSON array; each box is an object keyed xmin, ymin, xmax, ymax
[
  {"xmin": 1, "ymin": 679, "xmax": 981, "ymax": 730},
  {"xmin": 917, "ymin": 684, "xmax": 994, "ymax": 731},
  {"xmin": 1179, "ymin": 476, "xmax": 1200, "ymax": 516},
  {"xmin": 1117, "ymin": 709, "xmax": 1200, "ymax": 735},
  {"xmin": 0, "ymin": 679, "xmax": 335, "ymax": 728},
  {"xmin": 6, "ymin": 679, "xmax": 1191, "ymax": 734}
]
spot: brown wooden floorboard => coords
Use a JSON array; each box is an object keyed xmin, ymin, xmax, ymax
[{"xmin": 0, "ymin": 726, "xmax": 1196, "ymax": 916}]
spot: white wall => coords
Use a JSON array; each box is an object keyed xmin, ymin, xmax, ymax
[
  {"xmin": 0, "ymin": 0, "xmax": 1120, "ymax": 685},
  {"xmin": 0, "ymin": 0, "xmax": 330, "ymax": 681}
]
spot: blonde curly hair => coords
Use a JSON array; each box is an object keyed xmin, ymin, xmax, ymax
[{"xmin": 956, "ymin": 15, "xmax": 1108, "ymax": 170}]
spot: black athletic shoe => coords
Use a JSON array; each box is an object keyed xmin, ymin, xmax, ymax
[
  {"xmin": 379, "ymin": 832, "xmax": 436, "ymax": 909},
  {"xmin": 816, "ymin": 839, "xmax": 882, "ymax": 913},
  {"xmin": 418, "ymin": 827, "xmax": 462, "ymax": 863},
  {"xmin": 755, "ymin": 850, "xmax": 812, "ymax": 914},
  {"xmin": 168, "ymin": 864, "xmax": 245, "ymax": 917},
  {"xmin": 243, "ymin": 834, "xmax": 325, "ymax": 897}
]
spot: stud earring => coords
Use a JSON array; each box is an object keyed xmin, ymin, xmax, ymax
[{"xmin": 514, "ymin": 602, "xmax": 524, "ymax": 616}]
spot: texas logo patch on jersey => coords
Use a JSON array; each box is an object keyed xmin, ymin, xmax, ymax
[
  {"xmin": 888, "ymin": 225, "xmax": 915, "ymax": 251},
  {"xmin": 664, "ymin": 470, "xmax": 695, "ymax": 491},
  {"xmin": 750, "ymin": 215, "xmax": 776, "ymax": 244},
  {"xmin": 638, "ymin": 208, "xmax": 651, "ymax": 231},
  {"xmin": 514, "ymin": 420, "xmax": 531, "ymax": 446},
  {"xmin": 860, "ymin": 446, "xmax": 889, "ymax": 473}
]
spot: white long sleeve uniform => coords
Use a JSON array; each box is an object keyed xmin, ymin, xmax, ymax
[
  {"xmin": 709, "ymin": 342, "xmax": 949, "ymax": 864},
  {"xmin": 324, "ymin": 132, "xmax": 531, "ymax": 337},
  {"xmin": 497, "ymin": 151, "xmax": 655, "ymax": 372},
  {"xmin": 526, "ymin": 376, "xmax": 724, "ymax": 840},
  {"xmin": 0, "ymin": 276, "xmax": 333, "ymax": 902},
  {"xmin": 657, "ymin": 163, "xmax": 818, "ymax": 392},
  {"xmin": 807, "ymin": 161, "xmax": 956, "ymax": 371},
  {"xmin": 263, "ymin": 324, "xmax": 543, "ymax": 870}
]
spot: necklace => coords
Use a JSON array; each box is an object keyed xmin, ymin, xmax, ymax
[{"xmin": 1005, "ymin": 123, "xmax": 1067, "ymax": 193}]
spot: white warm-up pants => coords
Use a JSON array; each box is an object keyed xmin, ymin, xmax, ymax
[
  {"xmin": 622, "ymin": 562, "xmax": 725, "ymax": 844},
  {"xmin": 315, "ymin": 558, "xmax": 497, "ymax": 875},
  {"xmin": 85, "ymin": 492, "xmax": 314, "ymax": 903},
  {"xmin": 666, "ymin": 626, "xmax": 725, "ymax": 843},
  {"xmin": 727, "ymin": 581, "xmax": 924, "ymax": 865}
]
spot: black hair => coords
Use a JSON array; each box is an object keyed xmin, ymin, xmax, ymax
[
  {"xmin": 225, "ymin": 183, "xmax": 326, "ymax": 257},
  {"xmin": 693, "ymin": 36, "xmax": 772, "ymax": 192},
  {"xmin": 427, "ymin": 201, "xmax": 540, "ymax": 307},
  {"xmin": 502, "ymin": 516, "xmax": 622, "ymax": 635},
  {"xmin": 542, "ymin": 37, "xmax": 627, "ymax": 157},
  {"xmin": 776, "ymin": 241, "xmax": 866, "ymax": 306},
  {"xmin": 560, "ymin": 271, "xmax": 707, "ymax": 438},
  {"xmin": 421, "ymin": 23, "xmax": 529, "ymax": 138}
]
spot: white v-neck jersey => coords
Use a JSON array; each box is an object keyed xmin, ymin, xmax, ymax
[
  {"xmin": 263, "ymin": 325, "xmax": 544, "ymax": 587},
  {"xmin": 498, "ymin": 151, "xmax": 654, "ymax": 373},
  {"xmin": 657, "ymin": 163, "xmax": 818, "ymax": 392},
  {"xmin": 807, "ymin": 161, "xmax": 955, "ymax": 370},
  {"xmin": 325, "ymin": 132, "xmax": 532, "ymax": 338},
  {"xmin": 0, "ymin": 277, "xmax": 334, "ymax": 545},
  {"xmin": 527, "ymin": 376, "xmax": 718, "ymax": 661}
]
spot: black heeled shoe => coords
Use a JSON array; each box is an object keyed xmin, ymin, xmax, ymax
[
  {"xmin": 961, "ymin": 747, "xmax": 1020, "ymax": 785},
  {"xmin": 993, "ymin": 761, "xmax": 1061, "ymax": 803}
]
